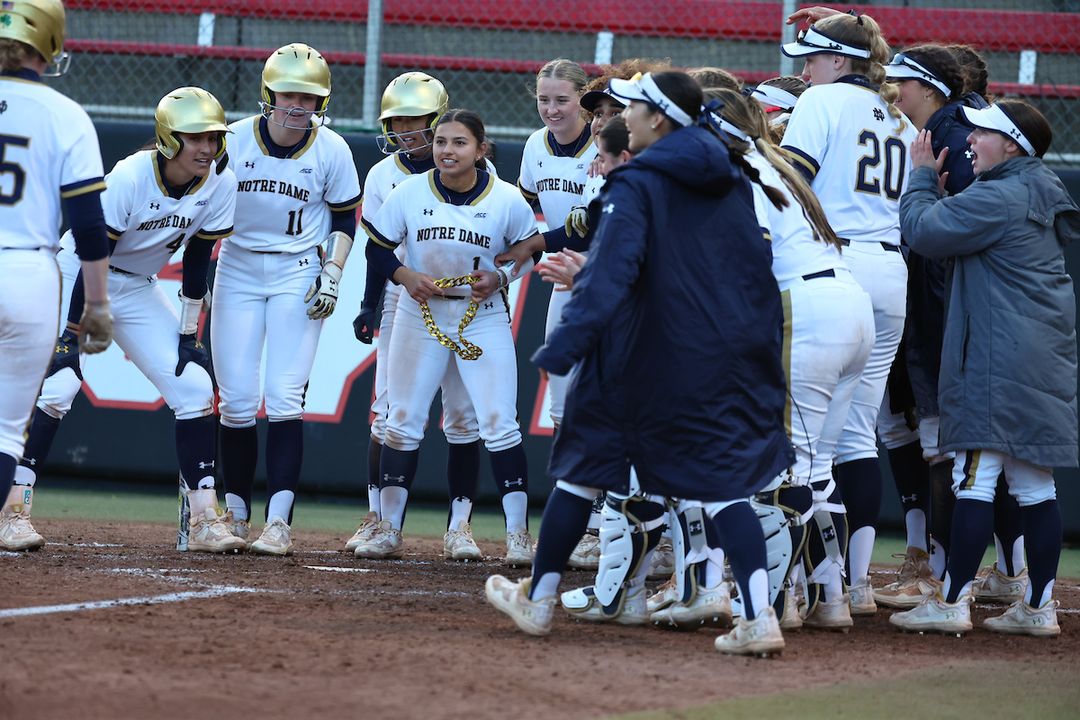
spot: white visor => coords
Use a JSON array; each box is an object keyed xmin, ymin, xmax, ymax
[
  {"xmin": 781, "ymin": 25, "xmax": 872, "ymax": 60},
  {"xmin": 886, "ymin": 53, "xmax": 952, "ymax": 98},
  {"xmin": 961, "ymin": 104, "xmax": 1036, "ymax": 156},
  {"xmin": 750, "ymin": 84, "xmax": 800, "ymax": 112},
  {"xmin": 609, "ymin": 73, "xmax": 694, "ymax": 128}
]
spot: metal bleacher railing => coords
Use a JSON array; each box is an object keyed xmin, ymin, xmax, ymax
[{"xmin": 54, "ymin": 0, "xmax": 1080, "ymax": 164}]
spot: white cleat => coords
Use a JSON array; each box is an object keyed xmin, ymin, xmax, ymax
[
  {"xmin": 983, "ymin": 599, "xmax": 1060, "ymax": 637},
  {"xmin": 802, "ymin": 593, "xmax": 854, "ymax": 632},
  {"xmin": 249, "ymin": 517, "xmax": 294, "ymax": 556},
  {"xmin": 973, "ymin": 565, "xmax": 1028, "ymax": 604},
  {"xmin": 779, "ymin": 586, "xmax": 803, "ymax": 631},
  {"xmin": 344, "ymin": 511, "xmax": 379, "ymax": 553},
  {"xmin": 849, "ymin": 576, "xmax": 878, "ymax": 616},
  {"xmin": 647, "ymin": 539, "xmax": 676, "ymax": 580},
  {"xmin": 567, "ymin": 532, "xmax": 600, "ymax": 570},
  {"xmin": 889, "ymin": 592, "xmax": 972, "ymax": 636},
  {"xmin": 443, "ymin": 522, "xmax": 483, "ymax": 561},
  {"xmin": 0, "ymin": 486, "xmax": 45, "ymax": 551},
  {"xmin": 505, "ymin": 529, "xmax": 534, "ymax": 568},
  {"xmin": 714, "ymin": 607, "xmax": 785, "ymax": 657},
  {"xmin": 647, "ymin": 575, "xmax": 680, "ymax": 614},
  {"xmin": 874, "ymin": 547, "xmax": 937, "ymax": 609},
  {"xmin": 561, "ymin": 585, "xmax": 648, "ymax": 625},
  {"xmin": 650, "ymin": 582, "xmax": 733, "ymax": 630},
  {"xmin": 485, "ymin": 576, "xmax": 555, "ymax": 636},
  {"xmin": 187, "ymin": 508, "xmax": 247, "ymax": 553},
  {"xmin": 353, "ymin": 520, "xmax": 404, "ymax": 559}
]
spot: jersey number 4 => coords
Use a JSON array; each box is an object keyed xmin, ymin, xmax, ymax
[
  {"xmin": 0, "ymin": 134, "xmax": 30, "ymax": 206},
  {"xmin": 854, "ymin": 130, "xmax": 906, "ymax": 200}
]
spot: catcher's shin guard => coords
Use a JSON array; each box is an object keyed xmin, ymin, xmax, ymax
[
  {"xmin": 671, "ymin": 502, "xmax": 711, "ymax": 605},
  {"xmin": 752, "ymin": 483, "xmax": 812, "ymax": 616},
  {"xmin": 803, "ymin": 478, "xmax": 848, "ymax": 613}
]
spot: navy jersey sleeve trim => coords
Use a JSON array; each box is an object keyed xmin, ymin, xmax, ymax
[
  {"xmin": 361, "ymin": 215, "xmax": 398, "ymax": 250},
  {"xmin": 328, "ymin": 193, "xmax": 362, "ymax": 212},
  {"xmin": 60, "ymin": 177, "xmax": 107, "ymax": 199},
  {"xmin": 780, "ymin": 145, "xmax": 819, "ymax": 181}
]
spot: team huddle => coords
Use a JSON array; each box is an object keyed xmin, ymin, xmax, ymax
[{"xmin": 1, "ymin": 0, "xmax": 1077, "ymax": 658}]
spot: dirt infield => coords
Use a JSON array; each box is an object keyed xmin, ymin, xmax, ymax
[{"xmin": 1, "ymin": 519, "xmax": 1077, "ymax": 719}]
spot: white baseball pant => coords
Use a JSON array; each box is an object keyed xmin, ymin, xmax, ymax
[
  {"xmin": 953, "ymin": 450, "xmax": 1056, "ymax": 507},
  {"xmin": 543, "ymin": 284, "xmax": 572, "ymax": 425}
]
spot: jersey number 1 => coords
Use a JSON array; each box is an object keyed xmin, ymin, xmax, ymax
[{"xmin": 855, "ymin": 130, "xmax": 906, "ymax": 200}]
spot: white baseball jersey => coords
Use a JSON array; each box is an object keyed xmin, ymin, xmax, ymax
[
  {"xmin": 366, "ymin": 170, "xmax": 538, "ymax": 278},
  {"xmin": 226, "ymin": 115, "xmax": 361, "ymax": 252},
  {"xmin": 0, "ymin": 74, "xmax": 105, "ymax": 251},
  {"xmin": 517, "ymin": 126, "xmax": 597, "ymax": 227},
  {"xmin": 58, "ymin": 150, "xmax": 236, "ymax": 276},
  {"xmin": 744, "ymin": 148, "xmax": 845, "ymax": 289},
  {"xmin": 782, "ymin": 79, "xmax": 917, "ymax": 246}
]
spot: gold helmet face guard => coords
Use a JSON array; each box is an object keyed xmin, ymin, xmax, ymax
[
  {"xmin": 0, "ymin": 0, "xmax": 70, "ymax": 76},
  {"xmin": 260, "ymin": 42, "xmax": 332, "ymax": 129},
  {"xmin": 377, "ymin": 71, "xmax": 449, "ymax": 155},
  {"xmin": 155, "ymin": 86, "xmax": 231, "ymax": 161}
]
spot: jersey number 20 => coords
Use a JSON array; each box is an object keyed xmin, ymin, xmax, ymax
[{"xmin": 855, "ymin": 130, "xmax": 906, "ymax": 200}]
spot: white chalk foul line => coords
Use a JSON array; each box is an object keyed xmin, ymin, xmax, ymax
[
  {"xmin": 304, "ymin": 565, "xmax": 375, "ymax": 574},
  {"xmin": 0, "ymin": 585, "xmax": 262, "ymax": 618}
]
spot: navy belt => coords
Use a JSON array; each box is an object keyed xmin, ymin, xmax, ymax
[
  {"xmin": 801, "ymin": 268, "xmax": 836, "ymax": 282},
  {"xmin": 109, "ymin": 265, "xmax": 136, "ymax": 275},
  {"xmin": 1, "ymin": 246, "xmax": 46, "ymax": 251},
  {"xmin": 838, "ymin": 238, "xmax": 901, "ymax": 253},
  {"xmin": 432, "ymin": 294, "xmax": 470, "ymax": 301}
]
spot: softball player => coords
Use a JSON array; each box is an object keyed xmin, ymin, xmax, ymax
[
  {"xmin": 13, "ymin": 87, "xmax": 243, "ymax": 553},
  {"xmin": 346, "ymin": 72, "xmax": 488, "ymax": 562},
  {"xmin": 212, "ymin": 43, "xmax": 361, "ymax": 556},
  {"xmin": 0, "ymin": 0, "xmax": 112, "ymax": 551},
  {"xmin": 358, "ymin": 109, "xmax": 540, "ymax": 563},
  {"xmin": 747, "ymin": 75, "xmax": 807, "ymax": 142},
  {"xmin": 781, "ymin": 13, "xmax": 917, "ymax": 623}
]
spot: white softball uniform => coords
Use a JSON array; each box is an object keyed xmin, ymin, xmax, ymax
[
  {"xmin": 745, "ymin": 148, "xmax": 874, "ymax": 489},
  {"xmin": 782, "ymin": 79, "xmax": 917, "ymax": 464},
  {"xmin": 366, "ymin": 170, "xmax": 537, "ymax": 452},
  {"xmin": 518, "ymin": 126, "xmax": 597, "ymax": 425},
  {"xmin": 0, "ymin": 74, "xmax": 103, "ymax": 462},
  {"xmin": 212, "ymin": 116, "xmax": 361, "ymax": 427},
  {"xmin": 363, "ymin": 153, "xmax": 479, "ymax": 445},
  {"xmin": 953, "ymin": 450, "xmax": 1056, "ymax": 507},
  {"xmin": 37, "ymin": 150, "xmax": 236, "ymax": 421}
]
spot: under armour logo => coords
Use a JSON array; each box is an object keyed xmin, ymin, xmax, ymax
[
  {"xmin": 902, "ymin": 494, "xmax": 918, "ymax": 503},
  {"xmin": 537, "ymin": 160, "xmax": 543, "ymax": 167},
  {"xmin": 965, "ymin": 149, "xmax": 975, "ymax": 159},
  {"xmin": 0, "ymin": 100, "xmax": 7, "ymax": 114},
  {"xmin": 300, "ymin": 168, "xmax": 313, "ymax": 173},
  {"xmin": 0, "ymin": 15, "xmax": 10, "ymax": 28},
  {"xmin": 823, "ymin": 527, "xmax": 836, "ymax": 542},
  {"xmin": 423, "ymin": 209, "xmax": 434, "ymax": 216},
  {"xmin": 197, "ymin": 461, "xmax": 215, "ymax": 469},
  {"xmin": 484, "ymin": 301, "xmax": 494, "ymax": 310},
  {"xmin": 298, "ymin": 258, "xmax": 310, "ymax": 266},
  {"xmin": 688, "ymin": 520, "xmax": 704, "ymax": 535},
  {"xmin": 26, "ymin": 458, "xmax": 36, "ymax": 466},
  {"xmin": 244, "ymin": 161, "xmax": 255, "ymax": 168},
  {"xmin": 474, "ymin": 212, "xmax": 487, "ymax": 218},
  {"xmin": 150, "ymin": 202, "xmax": 160, "ymax": 210},
  {"xmin": 503, "ymin": 478, "xmax": 524, "ymax": 488},
  {"xmin": 383, "ymin": 474, "xmax": 406, "ymax": 485},
  {"xmin": 873, "ymin": 108, "xmax": 885, "ymax": 122},
  {"xmin": 826, "ymin": 42, "xmax": 842, "ymax": 51},
  {"xmin": 1008, "ymin": 128, "xmax": 1023, "ymax": 140},
  {"xmin": 602, "ymin": 203, "xmax": 614, "ymax": 214}
]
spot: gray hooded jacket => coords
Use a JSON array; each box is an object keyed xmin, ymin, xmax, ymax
[{"xmin": 900, "ymin": 156, "xmax": 1079, "ymax": 468}]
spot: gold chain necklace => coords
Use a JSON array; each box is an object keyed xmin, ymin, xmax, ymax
[{"xmin": 419, "ymin": 275, "xmax": 483, "ymax": 361}]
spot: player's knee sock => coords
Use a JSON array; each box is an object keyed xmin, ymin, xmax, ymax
[
  {"xmin": 928, "ymin": 460, "xmax": 954, "ymax": 579},
  {"xmin": 709, "ymin": 502, "xmax": 768, "ymax": 620},
  {"xmin": 0, "ymin": 454, "xmax": 15, "ymax": 499},
  {"xmin": 490, "ymin": 444, "xmax": 528, "ymax": 532},
  {"xmin": 446, "ymin": 439, "xmax": 480, "ymax": 531},
  {"xmin": 942, "ymin": 498, "xmax": 994, "ymax": 603},
  {"xmin": 221, "ymin": 424, "xmax": 257, "ymax": 522},
  {"xmin": 1019, "ymin": 499, "xmax": 1060, "ymax": 608},
  {"xmin": 265, "ymin": 419, "xmax": 302, "ymax": 524},
  {"xmin": 632, "ymin": 527, "xmax": 665, "ymax": 589},
  {"xmin": 17, "ymin": 409, "xmax": 62, "ymax": 485},
  {"xmin": 530, "ymin": 488, "xmax": 592, "ymax": 601},
  {"xmin": 379, "ymin": 446, "xmax": 419, "ymax": 531},
  {"xmin": 887, "ymin": 439, "xmax": 929, "ymax": 552},
  {"xmin": 834, "ymin": 458, "xmax": 881, "ymax": 583},
  {"xmin": 367, "ymin": 436, "xmax": 382, "ymax": 518},
  {"xmin": 703, "ymin": 515, "xmax": 727, "ymax": 588},
  {"xmin": 993, "ymin": 482, "xmax": 1024, "ymax": 576},
  {"xmin": 175, "ymin": 415, "xmax": 217, "ymax": 492}
]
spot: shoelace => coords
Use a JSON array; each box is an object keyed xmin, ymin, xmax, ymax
[{"xmin": 419, "ymin": 275, "xmax": 482, "ymax": 360}]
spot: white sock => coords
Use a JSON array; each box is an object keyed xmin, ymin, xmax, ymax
[
  {"xmin": 188, "ymin": 487, "xmax": 218, "ymax": 518},
  {"xmin": 1012, "ymin": 536, "xmax": 1026, "ymax": 576},
  {"xmin": 13, "ymin": 465, "xmax": 36, "ymax": 487},
  {"xmin": 586, "ymin": 508, "xmax": 602, "ymax": 531},
  {"xmin": 705, "ymin": 545, "xmax": 726, "ymax": 588},
  {"xmin": 448, "ymin": 496, "xmax": 472, "ymax": 531},
  {"xmin": 531, "ymin": 571, "xmax": 561, "ymax": 601},
  {"xmin": 942, "ymin": 573, "xmax": 973, "ymax": 604},
  {"xmin": 1026, "ymin": 578, "xmax": 1053, "ymax": 608},
  {"xmin": 381, "ymin": 486, "xmax": 409, "ymax": 530},
  {"xmin": 848, "ymin": 525, "xmax": 876, "ymax": 583},
  {"xmin": 502, "ymin": 491, "xmax": 528, "ymax": 533},
  {"xmin": 742, "ymin": 568, "xmax": 770, "ymax": 620},
  {"xmin": 929, "ymin": 537, "xmax": 946, "ymax": 578},
  {"xmin": 266, "ymin": 490, "xmax": 295, "ymax": 525},
  {"xmin": 824, "ymin": 564, "xmax": 843, "ymax": 601},
  {"xmin": 905, "ymin": 509, "xmax": 928, "ymax": 552},
  {"xmin": 225, "ymin": 493, "xmax": 248, "ymax": 522},
  {"xmin": 367, "ymin": 485, "xmax": 381, "ymax": 519}
]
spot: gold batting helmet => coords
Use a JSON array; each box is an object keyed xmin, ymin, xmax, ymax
[
  {"xmin": 261, "ymin": 42, "xmax": 332, "ymax": 116},
  {"xmin": 0, "ymin": 0, "xmax": 68, "ymax": 72},
  {"xmin": 154, "ymin": 86, "xmax": 230, "ymax": 160},
  {"xmin": 378, "ymin": 72, "xmax": 449, "ymax": 150}
]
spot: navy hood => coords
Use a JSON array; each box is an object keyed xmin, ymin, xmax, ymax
[{"xmin": 627, "ymin": 125, "xmax": 743, "ymax": 195}]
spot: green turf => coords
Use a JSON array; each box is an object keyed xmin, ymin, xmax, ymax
[
  {"xmin": 614, "ymin": 661, "xmax": 1080, "ymax": 720},
  {"xmin": 29, "ymin": 486, "xmax": 1080, "ymax": 575}
]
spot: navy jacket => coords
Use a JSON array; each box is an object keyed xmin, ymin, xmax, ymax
[
  {"xmin": 904, "ymin": 93, "xmax": 986, "ymax": 418},
  {"xmin": 533, "ymin": 126, "xmax": 794, "ymax": 501}
]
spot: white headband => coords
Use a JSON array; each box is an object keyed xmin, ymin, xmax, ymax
[
  {"xmin": 718, "ymin": 115, "xmax": 750, "ymax": 142},
  {"xmin": 609, "ymin": 73, "xmax": 694, "ymax": 128},
  {"xmin": 886, "ymin": 53, "xmax": 952, "ymax": 99},
  {"xmin": 750, "ymin": 84, "xmax": 800, "ymax": 111},
  {"xmin": 781, "ymin": 25, "xmax": 872, "ymax": 60},
  {"xmin": 961, "ymin": 104, "xmax": 1037, "ymax": 156}
]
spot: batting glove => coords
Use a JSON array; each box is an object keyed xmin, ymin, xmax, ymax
[
  {"xmin": 305, "ymin": 263, "xmax": 342, "ymax": 320},
  {"xmin": 352, "ymin": 304, "xmax": 377, "ymax": 344},
  {"xmin": 564, "ymin": 206, "xmax": 589, "ymax": 239},
  {"xmin": 79, "ymin": 300, "xmax": 114, "ymax": 354},
  {"xmin": 48, "ymin": 328, "xmax": 83, "ymax": 381},
  {"xmin": 176, "ymin": 333, "xmax": 211, "ymax": 377}
]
